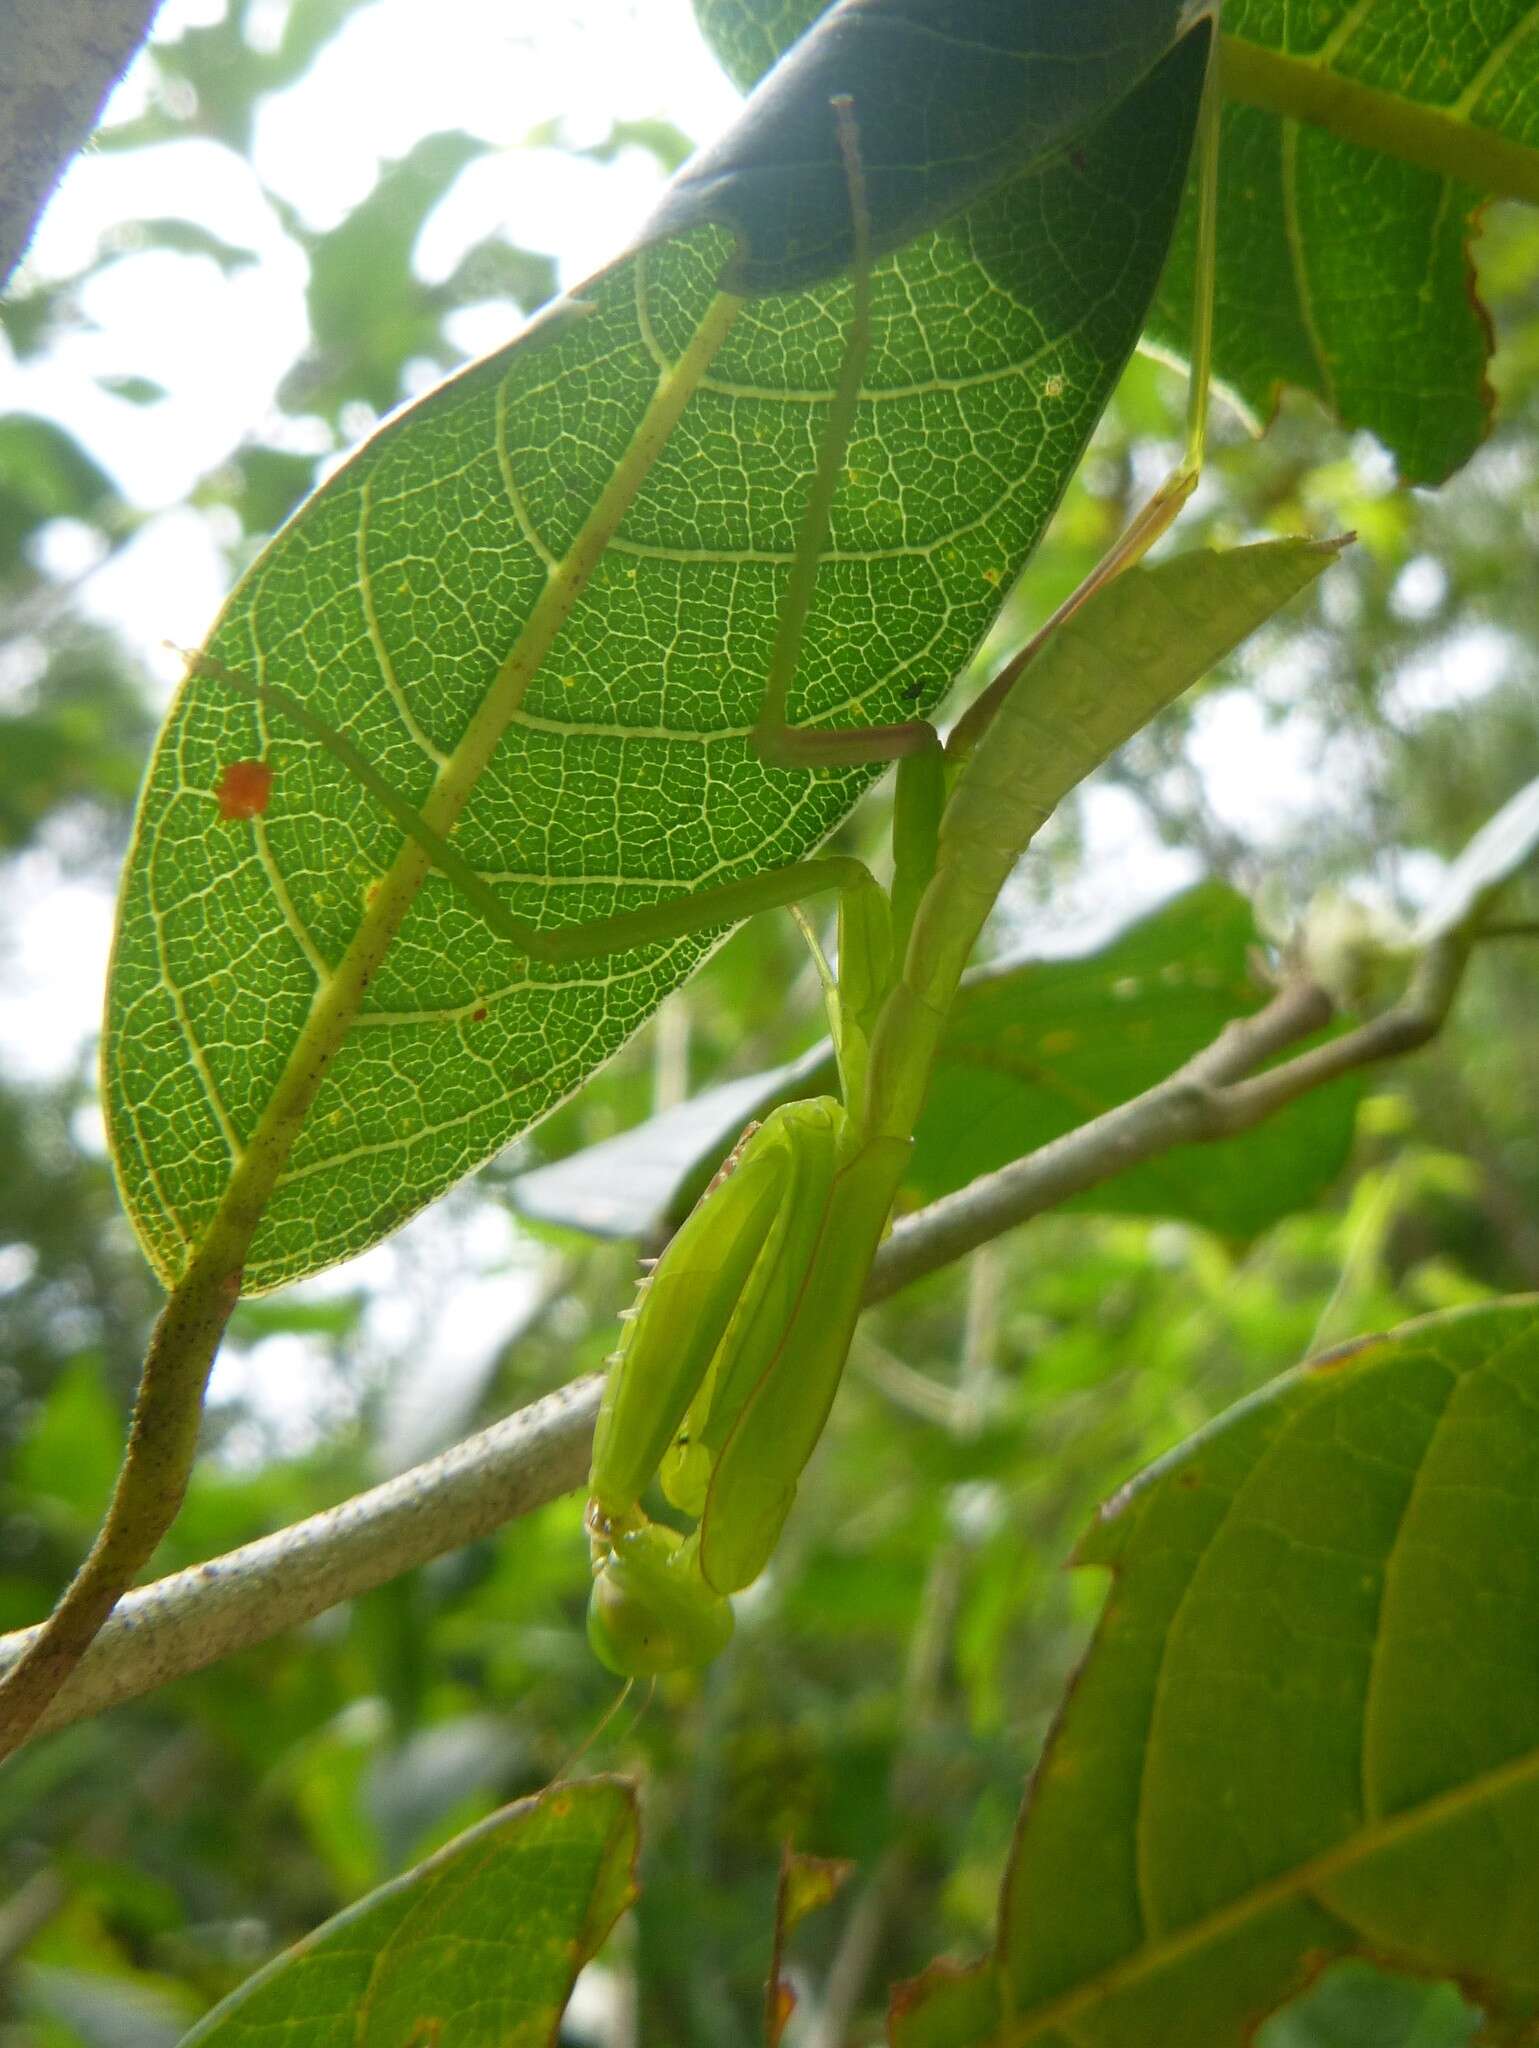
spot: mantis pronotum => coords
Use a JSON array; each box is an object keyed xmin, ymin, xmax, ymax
[{"xmin": 195, "ymin": 14, "xmax": 1340, "ymax": 1677}]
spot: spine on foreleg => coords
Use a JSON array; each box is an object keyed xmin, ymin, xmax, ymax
[{"xmin": 587, "ymin": 1120, "xmax": 786, "ymax": 1522}]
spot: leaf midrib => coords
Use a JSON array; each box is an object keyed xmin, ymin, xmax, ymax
[
  {"xmin": 1221, "ymin": 27, "xmax": 1539, "ymax": 205},
  {"xmin": 166, "ymin": 276, "xmax": 743, "ymax": 1293},
  {"xmin": 998, "ymin": 1721, "xmax": 1539, "ymax": 2043}
]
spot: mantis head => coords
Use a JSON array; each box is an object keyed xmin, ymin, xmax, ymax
[{"xmin": 586, "ymin": 1516, "xmax": 734, "ymax": 1677}]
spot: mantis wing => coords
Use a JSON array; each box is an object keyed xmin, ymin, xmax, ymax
[
  {"xmin": 698, "ymin": 1133, "xmax": 911, "ymax": 1594},
  {"xmin": 588, "ymin": 1120, "xmax": 790, "ymax": 1521}
]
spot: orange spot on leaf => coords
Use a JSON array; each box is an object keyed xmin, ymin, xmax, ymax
[{"xmin": 215, "ymin": 759, "xmax": 273, "ymax": 821}]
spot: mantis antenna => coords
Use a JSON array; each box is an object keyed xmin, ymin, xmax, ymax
[{"xmin": 547, "ymin": 1676, "xmax": 649, "ymax": 1786}]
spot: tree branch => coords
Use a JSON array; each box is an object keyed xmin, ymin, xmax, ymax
[
  {"xmin": 0, "ymin": 1374, "xmax": 600, "ymax": 1743},
  {"xmin": 869, "ymin": 939, "xmax": 1465, "ymax": 1301},
  {"xmin": 0, "ymin": 942, "xmax": 1471, "ymax": 1741}
]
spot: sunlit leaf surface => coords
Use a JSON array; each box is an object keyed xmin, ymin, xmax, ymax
[{"xmin": 105, "ymin": 28, "xmax": 1205, "ymax": 1291}]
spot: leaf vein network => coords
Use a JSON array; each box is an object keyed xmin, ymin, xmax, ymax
[
  {"xmin": 247, "ymin": 623, "xmax": 348, "ymax": 983},
  {"xmin": 1129, "ymin": 1389, "xmax": 1327, "ymax": 1940},
  {"xmin": 494, "ymin": 374, "xmax": 560, "ymax": 574},
  {"xmin": 1318, "ymin": 0, "xmax": 1381, "ymax": 66},
  {"xmin": 603, "ymin": 466, "xmax": 1039, "ymax": 568},
  {"xmin": 108, "ymin": 986, "xmax": 190, "ymax": 1272},
  {"xmin": 142, "ymin": 871, "xmax": 245, "ymax": 1180},
  {"xmin": 273, "ymin": 961, "xmax": 714, "ymax": 1183},
  {"xmin": 1453, "ymin": 5, "xmax": 1539, "ymax": 117},
  {"xmin": 357, "ymin": 475, "xmax": 452, "ymax": 764},
  {"xmin": 1279, "ymin": 120, "xmax": 1339, "ymax": 408}
]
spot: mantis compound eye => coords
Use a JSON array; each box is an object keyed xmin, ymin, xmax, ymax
[{"xmin": 586, "ymin": 1523, "xmax": 734, "ymax": 1677}]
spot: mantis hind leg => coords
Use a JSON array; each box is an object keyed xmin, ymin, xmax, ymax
[
  {"xmin": 753, "ymin": 29, "xmax": 1221, "ymax": 779},
  {"xmin": 750, "ymin": 96, "xmax": 943, "ymax": 773},
  {"xmin": 947, "ymin": 29, "xmax": 1222, "ymax": 764}
]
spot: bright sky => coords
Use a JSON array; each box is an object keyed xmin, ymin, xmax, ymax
[{"xmin": 14, "ymin": 0, "xmax": 738, "ymax": 642}]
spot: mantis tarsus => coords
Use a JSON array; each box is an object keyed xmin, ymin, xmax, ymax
[{"xmin": 190, "ymin": 14, "xmax": 1338, "ymax": 1679}]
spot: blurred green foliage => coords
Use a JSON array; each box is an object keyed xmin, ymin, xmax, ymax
[{"xmin": 1, "ymin": 2, "xmax": 1538, "ymax": 2043}]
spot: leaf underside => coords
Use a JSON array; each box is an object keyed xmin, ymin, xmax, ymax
[
  {"xmin": 179, "ymin": 1778, "xmax": 637, "ymax": 2046},
  {"xmin": 105, "ymin": 36, "xmax": 1204, "ymax": 1292},
  {"xmin": 891, "ymin": 1299, "xmax": 1539, "ymax": 2046},
  {"xmin": 709, "ymin": 0, "xmax": 1527, "ymax": 483}
]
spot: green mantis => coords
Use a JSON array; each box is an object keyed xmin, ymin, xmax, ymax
[
  {"xmin": 585, "ymin": 1095, "xmax": 908, "ymax": 1671},
  {"xmin": 184, "ymin": 11, "xmax": 1342, "ymax": 1680}
]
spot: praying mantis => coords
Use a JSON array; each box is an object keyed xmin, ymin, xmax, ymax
[{"xmin": 188, "ymin": 11, "xmax": 1345, "ymax": 1680}]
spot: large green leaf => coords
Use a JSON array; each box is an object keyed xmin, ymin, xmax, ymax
[
  {"xmin": 1220, "ymin": 1, "xmax": 1539, "ymax": 206},
  {"xmin": 105, "ymin": 13, "xmax": 1207, "ymax": 1292},
  {"xmin": 178, "ymin": 1778, "xmax": 636, "ymax": 2046},
  {"xmin": 1260, "ymin": 1958, "xmax": 1478, "ymax": 2048},
  {"xmin": 891, "ymin": 1299, "xmax": 1539, "ymax": 2046},
  {"xmin": 1152, "ymin": 0, "xmax": 1539, "ymax": 482},
  {"xmin": 512, "ymin": 884, "xmax": 1357, "ymax": 1242}
]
